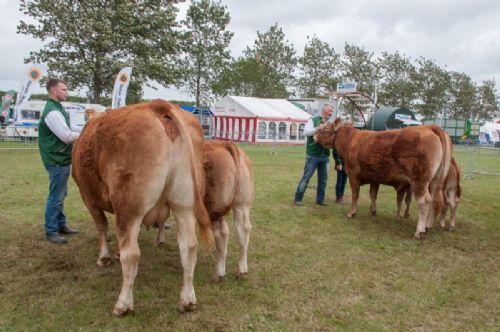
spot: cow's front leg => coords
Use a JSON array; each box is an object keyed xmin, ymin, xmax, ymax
[
  {"xmin": 174, "ymin": 209, "xmax": 198, "ymax": 312},
  {"xmin": 369, "ymin": 183, "xmax": 379, "ymax": 216},
  {"xmin": 155, "ymin": 206, "xmax": 170, "ymax": 247},
  {"xmin": 347, "ymin": 180, "xmax": 360, "ymax": 218},
  {"xmin": 404, "ymin": 187, "xmax": 412, "ymax": 218},
  {"xmin": 396, "ymin": 187, "xmax": 405, "ymax": 221},
  {"xmin": 113, "ymin": 219, "xmax": 141, "ymax": 316}
]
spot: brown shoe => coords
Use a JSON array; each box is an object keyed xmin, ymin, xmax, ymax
[{"xmin": 59, "ymin": 225, "xmax": 78, "ymax": 235}]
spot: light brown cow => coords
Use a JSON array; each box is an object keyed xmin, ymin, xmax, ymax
[
  {"xmin": 315, "ymin": 119, "xmax": 451, "ymax": 238},
  {"xmin": 156, "ymin": 141, "xmax": 254, "ymax": 279},
  {"xmin": 370, "ymin": 158, "xmax": 460, "ymax": 230},
  {"xmin": 72, "ymin": 100, "xmax": 213, "ymax": 316},
  {"xmin": 437, "ymin": 157, "xmax": 461, "ymax": 230}
]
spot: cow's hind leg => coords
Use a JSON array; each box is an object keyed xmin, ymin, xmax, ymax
[
  {"xmin": 369, "ymin": 183, "xmax": 379, "ymax": 216},
  {"xmin": 234, "ymin": 206, "xmax": 252, "ymax": 277},
  {"xmin": 89, "ymin": 208, "xmax": 112, "ymax": 267},
  {"xmin": 448, "ymin": 193, "xmax": 459, "ymax": 231},
  {"xmin": 173, "ymin": 208, "xmax": 198, "ymax": 312},
  {"xmin": 113, "ymin": 218, "xmax": 142, "ymax": 316},
  {"xmin": 414, "ymin": 189, "xmax": 431, "ymax": 239},
  {"xmin": 213, "ymin": 217, "xmax": 229, "ymax": 281}
]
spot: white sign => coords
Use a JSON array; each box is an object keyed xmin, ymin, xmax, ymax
[
  {"xmin": 111, "ymin": 67, "xmax": 133, "ymax": 109},
  {"xmin": 336, "ymin": 82, "xmax": 357, "ymax": 93},
  {"xmin": 395, "ymin": 113, "xmax": 411, "ymax": 121}
]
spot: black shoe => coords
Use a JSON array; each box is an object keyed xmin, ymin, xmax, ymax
[
  {"xmin": 317, "ymin": 202, "xmax": 329, "ymax": 206},
  {"xmin": 59, "ymin": 225, "xmax": 78, "ymax": 235},
  {"xmin": 46, "ymin": 233, "xmax": 68, "ymax": 244},
  {"xmin": 294, "ymin": 201, "xmax": 303, "ymax": 206}
]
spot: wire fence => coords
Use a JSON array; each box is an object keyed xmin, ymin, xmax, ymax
[{"xmin": 2, "ymin": 128, "xmax": 499, "ymax": 178}]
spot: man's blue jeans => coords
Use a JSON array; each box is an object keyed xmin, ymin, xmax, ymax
[
  {"xmin": 44, "ymin": 164, "xmax": 70, "ymax": 235},
  {"xmin": 294, "ymin": 155, "xmax": 329, "ymax": 204},
  {"xmin": 335, "ymin": 170, "xmax": 348, "ymax": 197}
]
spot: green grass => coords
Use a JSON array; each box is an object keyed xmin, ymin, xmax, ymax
[{"xmin": 0, "ymin": 145, "xmax": 499, "ymax": 331}]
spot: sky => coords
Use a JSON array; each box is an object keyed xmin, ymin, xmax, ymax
[{"xmin": 1, "ymin": 0, "xmax": 499, "ymax": 103}]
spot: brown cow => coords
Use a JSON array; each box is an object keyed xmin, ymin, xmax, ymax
[
  {"xmin": 369, "ymin": 182, "xmax": 412, "ymax": 220},
  {"xmin": 72, "ymin": 100, "xmax": 213, "ymax": 316},
  {"xmin": 315, "ymin": 119, "xmax": 451, "ymax": 238},
  {"xmin": 156, "ymin": 141, "xmax": 254, "ymax": 280}
]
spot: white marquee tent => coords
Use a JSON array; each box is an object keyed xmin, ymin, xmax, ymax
[{"xmin": 211, "ymin": 96, "xmax": 312, "ymax": 144}]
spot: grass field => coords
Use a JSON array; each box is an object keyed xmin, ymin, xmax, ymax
[{"xmin": 0, "ymin": 144, "xmax": 499, "ymax": 331}]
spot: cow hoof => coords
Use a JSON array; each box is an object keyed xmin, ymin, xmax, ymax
[
  {"xmin": 97, "ymin": 256, "xmax": 112, "ymax": 267},
  {"xmin": 155, "ymin": 241, "xmax": 165, "ymax": 247},
  {"xmin": 370, "ymin": 211, "xmax": 377, "ymax": 216},
  {"xmin": 113, "ymin": 304, "xmax": 134, "ymax": 317},
  {"xmin": 237, "ymin": 272, "xmax": 248, "ymax": 279},
  {"xmin": 178, "ymin": 301, "xmax": 196, "ymax": 313},
  {"xmin": 212, "ymin": 274, "xmax": 225, "ymax": 283},
  {"xmin": 413, "ymin": 232, "xmax": 425, "ymax": 240},
  {"xmin": 114, "ymin": 252, "xmax": 120, "ymax": 260},
  {"xmin": 346, "ymin": 213, "xmax": 355, "ymax": 219},
  {"xmin": 448, "ymin": 226, "xmax": 455, "ymax": 232}
]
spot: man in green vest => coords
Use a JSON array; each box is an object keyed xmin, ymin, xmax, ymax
[
  {"xmin": 294, "ymin": 104, "xmax": 334, "ymax": 206},
  {"xmin": 39, "ymin": 78, "xmax": 81, "ymax": 244}
]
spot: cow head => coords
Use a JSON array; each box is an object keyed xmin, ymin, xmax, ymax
[{"xmin": 314, "ymin": 117, "xmax": 342, "ymax": 149}]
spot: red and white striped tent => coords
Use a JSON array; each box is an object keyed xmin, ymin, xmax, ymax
[{"xmin": 212, "ymin": 96, "xmax": 312, "ymax": 144}]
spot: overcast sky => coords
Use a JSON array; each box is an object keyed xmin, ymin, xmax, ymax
[{"xmin": 1, "ymin": 0, "xmax": 499, "ymax": 102}]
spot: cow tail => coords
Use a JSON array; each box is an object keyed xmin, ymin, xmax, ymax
[
  {"xmin": 150, "ymin": 99, "xmax": 214, "ymax": 252},
  {"xmin": 429, "ymin": 125, "xmax": 451, "ymax": 218}
]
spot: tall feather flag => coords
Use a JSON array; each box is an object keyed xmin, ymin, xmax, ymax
[
  {"xmin": 13, "ymin": 64, "xmax": 47, "ymax": 123},
  {"xmin": 111, "ymin": 67, "xmax": 133, "ymax": 109}
]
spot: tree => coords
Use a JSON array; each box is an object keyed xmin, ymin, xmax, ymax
[
  {"xmin": 244, "ymin": 23, "xmax": 297, "ymax": 98},
  {"xmin": 447, "ymin": 71, "xmax": 477, "ymax": 119},
  {"xmin": 297, "ymin": 36, "xmax": 339, "ymax": 98},
  {"xmin": 340, "ymin": 43, "xmax": 379, "ymax": 97},
  {"xmin": 181, "ymin": 0, "xmax": 233, "ymax": 106},
  {"xmin": 476, "ymin": 79, "xmax": 499, "ymax": 121},
  {"xmin": 377, "ymin": 51, "xmax": 417, "ymax": 108},
  {"xmin": 414, "ymin": 57, "xmax": 451, "ymax": 118},
  {"xmin": 212, "ymin": 57, "xmax": 281, "ymax": 97},
  {"xmin": 18, "ymin": 0, "xmax": 183, "ymax": 104}
]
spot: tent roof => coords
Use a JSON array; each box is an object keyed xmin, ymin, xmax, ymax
[
  {"xmin": 221, "ymin": 96, "xmax": 312, "ymax": 120},
  {"xmin": 262, "ymin": 98, "xmax": 311, "ymax": 120}
]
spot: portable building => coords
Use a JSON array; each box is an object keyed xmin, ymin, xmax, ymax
[{"xmin": 212, "ymin": 96, "xmax": 312, "ymax": 144}]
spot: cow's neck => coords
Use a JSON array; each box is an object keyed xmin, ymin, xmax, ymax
[{"xmin": 335, "ymin": 126, "xmax": 356, "ymax": 157}]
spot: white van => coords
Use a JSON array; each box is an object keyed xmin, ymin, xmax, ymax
[{"xmin": 5, "ymin": 100, "xmax": 106, "ymax": 139}]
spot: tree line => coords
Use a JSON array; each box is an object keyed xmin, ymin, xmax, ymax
[{"xmin": 18, "ymin": 0, "xmax": 499, "ymax": 121}]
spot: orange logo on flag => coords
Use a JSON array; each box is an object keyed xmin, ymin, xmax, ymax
[{"xmin": 27, "ymin": 66, "xmax": 43, "ymax": 82}]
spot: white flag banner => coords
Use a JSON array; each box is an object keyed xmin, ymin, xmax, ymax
[
  {"xmin": 111, "ymin": 67, "xmax": 133, "ymax": 109},
  {"xmin": 13, "ymin": 64, "xmax": 47, "ymax": 123}
]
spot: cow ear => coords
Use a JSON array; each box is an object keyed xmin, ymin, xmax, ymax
[{"xmin": 333, "ymin": 117, "xmax": 342, "ymax": 130}]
